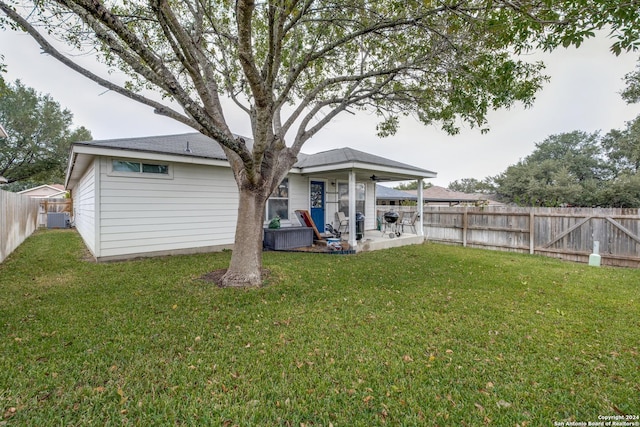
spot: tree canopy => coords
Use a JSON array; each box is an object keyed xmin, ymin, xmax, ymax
[
  {"xmin": 0, "ymin": 79, "xmax": 92, "ymax": 189},
  {"xmin": 462, "ymin": 49, "xmax": 640, "ymax": 208},
  {"xmin": 2, "ymin": 0, "xmax": 639, "ymax": 285},
  {"xmin": 447, "ymin": 177, "xmax": 494, "ymax": 194},
  {"xmin": 457, "ymin": 123, "xmax": 640, "ymax": 208}
]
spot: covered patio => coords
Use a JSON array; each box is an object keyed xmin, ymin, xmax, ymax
[{"xmin": 294, "ymin": 147, "xmax": 436, "ymax": 252}]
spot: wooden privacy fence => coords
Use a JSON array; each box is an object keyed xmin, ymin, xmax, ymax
[
  {"xmin": 0, "ymin": 190, "xmax": 40, "ymax": 263},
  {"xmin": 421, "ymin": 206, "xmax": 640, "ymax": 268}
]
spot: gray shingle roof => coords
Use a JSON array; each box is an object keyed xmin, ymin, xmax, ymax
[
  {"xmin": 376, "ymin": 184, "xmax": 417, "ymax": 200},
  {"xmin": 404, "ymin": 186, "xmax": 493, "ymax": 202},
  {"xmin": 294, "ymin": 147, "xmax": 434, "ymax": 174},
  {"xmin": 74, "ymin": 132, "xmax": 435, "ymax": 176},
  {"xmin": 75, "ymin": 132, "xmax": 229, "ymax": 160}
]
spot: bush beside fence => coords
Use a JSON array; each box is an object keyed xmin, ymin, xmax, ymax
[{"xmin": 0, "ymin": 190, "xmax": 40, "ymax": 263}]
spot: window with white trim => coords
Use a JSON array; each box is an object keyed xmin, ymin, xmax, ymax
[
  {"xmin": 267, "ymin": 178, "xmax": 289, "ymax": 220},
  {"xmin": 112, "ymin": 160, "xmax": 169, "ymax": 175},
  {"xmin": 338, "ymin": 182, "xmax": 365, "ymax": 216}
]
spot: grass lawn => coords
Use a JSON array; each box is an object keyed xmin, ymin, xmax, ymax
[{"xmin": 1, "ymin": 230, "xmax": 638, "ymax": 426}]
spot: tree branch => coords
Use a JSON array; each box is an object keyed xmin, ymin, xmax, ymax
[{"xmin": 0, "ymin": 0, "xmax": 197, "ymax": 128}]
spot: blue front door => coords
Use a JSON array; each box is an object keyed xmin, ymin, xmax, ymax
[{"xmin": 310, "ymin": 181, "xmax": 325, "ymax": 233}]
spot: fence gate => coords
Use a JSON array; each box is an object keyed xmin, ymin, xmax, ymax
[
  {"xmin": 533, "ymin": 211, "xmax": 640, "ymax": 266},
  {"xmin": 419, "ymin": 206, "xmax": 640, "ymax": 268}
]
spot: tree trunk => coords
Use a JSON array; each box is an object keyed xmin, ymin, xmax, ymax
[{"xmin": 220, "ymin": 187, "xmax": 268, "ymax": 288}]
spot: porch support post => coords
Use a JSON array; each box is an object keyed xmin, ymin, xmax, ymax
[
  {"xmin": 417, "ymin": 177, "xmax": 424, "ymax": 237},
  {"xmin": 348, "ymin": 170, "xmax": 357, "ymax": 249}
]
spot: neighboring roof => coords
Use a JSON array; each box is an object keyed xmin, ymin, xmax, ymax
[
  {"xmin": 67, "ymin": 132, "xmax": 437, "ymax": 188},
  {"xmin": 18, "ymin": 184, "xmax": 67, "ymax": 198},
  {"xmin": 405, "ymin": 185, "xmax": 497, "ymax": 204},
  {"xmin": 0, "ymin": 123, "xmax": 7, "ymax": 139},
  {"xmin": 376, "ymin": 184, "xmax": 417, "ymax": 201}
]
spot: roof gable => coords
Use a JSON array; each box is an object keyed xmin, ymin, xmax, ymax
[{"xmin": 18, "ymin": 184, "xmax": 67, "ymax": 198}]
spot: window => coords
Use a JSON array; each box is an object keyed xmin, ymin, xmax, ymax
[
  {"xmin": 267, "ymin": 178, "xmax": 289, "ymax": 220},
  {"xmin": 111, "ymin": 160, "xmax": 170, "ymax": 176},
  {"xmin": 142, "ymin": 163, "xmax": 169, "ymax": 174},
  {"xmin": 338, "ymin": 182, "xmax": 365, "ymax": 216},
  {"xmin": 112, "ymin": 161, "xmax": 142, "ymax": 173}
]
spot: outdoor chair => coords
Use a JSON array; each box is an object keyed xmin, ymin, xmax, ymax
[
  {"xmin": 400, "ymin": 211, "xmax": 419, "ymax": 234},
  {"xmin": 336, "ymin": 211, "xmax": 349, "ymax": 233}
]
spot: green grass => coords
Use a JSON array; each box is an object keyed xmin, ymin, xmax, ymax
[{"xmin": 1, "ymin": 230, "xmax": 638, "ymax": 426}]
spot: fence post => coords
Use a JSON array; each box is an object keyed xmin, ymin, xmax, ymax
[
  {"xmin": 462, "ymin": 208, "xmax": 468, "ymax": 247},
  {"xmin": 529, "ymin": 211, "xmax": 535, "ymax": 254}
]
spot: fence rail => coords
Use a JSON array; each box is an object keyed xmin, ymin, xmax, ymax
[
  {"xmin": 0, "ymin": 190, "xmax": 40, "ymax": 263},
  {"xmin": 418, "ymin": 206, "xmax": 640, "ymax": 267}
]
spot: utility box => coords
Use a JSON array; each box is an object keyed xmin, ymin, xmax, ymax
[
  {"xmin": 263, "ymin": 227, "xmax": 313, "ymax": 250},
  {"xmin": 47, "ymin": 212, "xmax": 70, "ymax": 229}
]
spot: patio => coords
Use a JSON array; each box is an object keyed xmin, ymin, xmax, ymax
[
  {"xmin": 344, "ymin": 229, "xmax": 425, "ymax": 253},
  {"xmin": 274, "ymin": 228, "xmax": 425, "ymax": 254}
]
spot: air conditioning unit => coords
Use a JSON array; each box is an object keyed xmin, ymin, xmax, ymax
[{"xmin": 47, "ymin": 212, "xmax": 70, "ymax": 229}]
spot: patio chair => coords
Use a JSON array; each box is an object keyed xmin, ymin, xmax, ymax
[
  {"xmin": 400, "ymin": 211, "xmax": 419, "ymax": 234},
  {"xmin": 336, "ymin": 211, "xmax": 349, "ymax": 233}
]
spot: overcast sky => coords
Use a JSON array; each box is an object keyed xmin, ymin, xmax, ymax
[{"xmin": 1, "ymin": 28, "xmax": 640, "ymax": 187}]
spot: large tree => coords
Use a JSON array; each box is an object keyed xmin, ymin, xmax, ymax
[
  {"xmin": 494, "ymin": 131, "xmax": 612, "ymax": 206},
  {"xmin": 0, "ymin": 79, "xmax": 92, "ymax": 186},
  {"xmin": 2, "ymin": 1, "xmax": 639, "ymax": 286},
  {"xmin": 447, "ymin": 177, "xmax": 495, "ymax": 194},
  {"xmin": 603, "ymin": 115, "xmax": 640, "ymax": 174}
]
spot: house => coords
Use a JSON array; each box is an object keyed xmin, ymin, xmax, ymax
[
  {"xmin": 18, "ymin": 184, "xmax": 67, "ymax": 199},
  {"xmin": 405, "ymin": 186, "xmax": 500, "ymax": 206},
  {"xmin": 375, "ymin": 184, "xmax": 417, "ymax": 206},
  {"xmin": 65, "ymin": 133, "xmax": 437, "ymax": 261},
  {"xmin": 18, "ymin": 184, "xmax": 70, "ymax": 227}
]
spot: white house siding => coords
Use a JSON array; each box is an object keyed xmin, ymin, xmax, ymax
[
  {"xmin": 73, "ymin": 161, "xmax": 97, "ymax": 256},
  {"xmin": 287, "ymin": 174, "xmax": 310, "ymax": 226},
  {"xmin": 97, "ymin": 159, "xmax": 239, "ymax": 259}
]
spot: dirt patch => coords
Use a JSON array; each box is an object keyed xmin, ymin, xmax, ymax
[
  {"xmin": 276, "ymin": 240, "xmax": 352, "ymax": 253},
  {"xmin": 199, "ymin": 268, "xmax": 271, "ymax": 287}
]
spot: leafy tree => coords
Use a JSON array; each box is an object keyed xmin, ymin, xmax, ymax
[
  {"xmin": 602, "ymin": 116, "xmax": 640, "ymax": 174},
  {"xmin": 394, "ymin": 181, "xmax": 431, "ymax": 191},
  {"xmin": 494, "ymin": 131, "xmax": 611, "ymax": 206},
  {"xmin": 598, "ymin": 172, "xmax": 640, "ymax": 207},
  {"xmin": 0, "ymin": 79, "xmax": 92, "ymax": 186},
  {"xmin": 622, "ymin": 62, "xmax": 640, "ymax": 104},
  {"xmin": 2, "ymin": 1, "xmax": 639, "ymax": 286},
  {"xmin": 447, "ymin": 178, "xmax": 495, "ymax": 193},
  {"xmin": 526, "ymin": 131, "xmax": 612, "ymax": 182}
]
